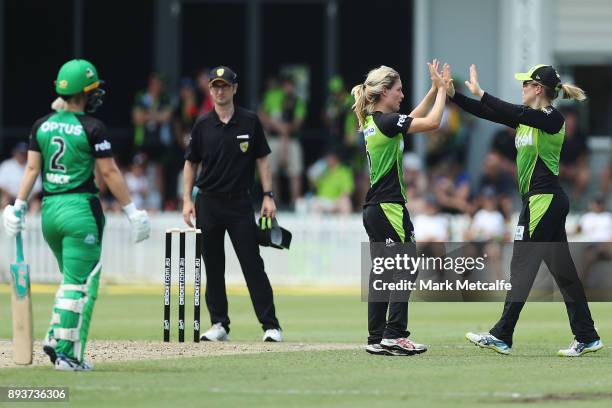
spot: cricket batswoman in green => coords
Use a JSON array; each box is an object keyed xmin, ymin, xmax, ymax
[
  {"xmin": 2, "ymin": 59, "xmax": 151, "ymax": 370},
  {"xmin": 29, "ymin": 110, "xmax": 112, "ymax": 362}
]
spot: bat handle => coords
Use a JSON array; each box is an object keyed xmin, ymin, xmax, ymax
[{"xmin": 14, "ymin": 208, "xmax": 24, "ymax": 263}]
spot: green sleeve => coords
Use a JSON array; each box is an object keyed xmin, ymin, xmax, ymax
[{"xmin": 295, "ymin": 98, "xmax": 307, "ymax": 121}]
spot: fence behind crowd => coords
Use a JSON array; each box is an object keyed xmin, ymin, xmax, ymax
[{"xmin": 0, "ymin": 212, "xmax": 603, "ymax": 286}]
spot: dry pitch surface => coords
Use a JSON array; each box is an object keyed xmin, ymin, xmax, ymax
[{"xmin": 0, "ymin": 340, "xmax": 360, "ymax": 368}]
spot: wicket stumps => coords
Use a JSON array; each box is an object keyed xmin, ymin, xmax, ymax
[{"xmin": 164, "ymin": 228, "xmax": 202, "ymax": 343}]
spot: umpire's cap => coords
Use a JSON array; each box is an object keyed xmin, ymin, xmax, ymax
[{"xmin": 209, "ymin": 66, "xmax": 238, "ymax": 85}]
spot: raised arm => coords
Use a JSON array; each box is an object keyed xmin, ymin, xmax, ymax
[
  {"xmin": 480, "ymin": 93, "xmax": 564, "ymax": 133},
  {"xmin": 409, "ymin": 86, "xmax": 436, "ymax": 118},
  {"xmin": 406, "ymin": 60, "xmax": 449, "ymax": 133},
  {"xmin": 410, "ymin": 60, "xmax": 443, "ymax": 118},
  {"xmin": 451, "ymin": 92, "xmax": 518, "ymax": 128},
  {"xmin": 447, "ymin": 64, "xmax": 518, "ymax": 128}
]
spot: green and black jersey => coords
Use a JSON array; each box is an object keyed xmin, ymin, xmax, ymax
[
  {"xmin": 450, "ymin": 92, "xmax": 564, "ymax": 196},
  {"xmin": 363, "ymin": 111, "xmax": 413, "ymax": 206},
  {"xmin": 28, "ymin": 110, "xmax": 113, "ymax": 195}
]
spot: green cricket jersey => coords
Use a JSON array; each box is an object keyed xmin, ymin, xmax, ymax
[
  {"xmin": 363, "ymin": 111, "xmax": 413, "ymax": 206},
  {"xmin": 28, "ymin": 110, "xmax": 113, "ymax": 195},
  {"xmin": 451, "ymin": 92, "xmax": 565, "ymax": 196},
  {"xmin": 514, "ymin": 119, "xmax": 564, "ymax": 195}
]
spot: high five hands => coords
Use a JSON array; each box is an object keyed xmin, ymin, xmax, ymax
[
  {"xmin": 443, "ymin": 63, "xmax": 455, "ymax": 98},
  {"xmin": 427, "ymin": 59, "xmax": 452, "ymax": 92},
  {"xmin": 428, "ymin": 59, "xmax": 453, "ymax": 92},
  {"xmin": 464, "ymin": 64, "xmax": 484, "ymax": 98}
]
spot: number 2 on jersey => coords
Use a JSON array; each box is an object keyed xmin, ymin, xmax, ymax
[{"xmin": 50, "ymin": 137, "xmax": 66, "ymax": 172}]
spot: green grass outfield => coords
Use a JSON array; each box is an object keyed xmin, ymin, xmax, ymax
[{"xmin": 1, "ymin": 287, "xmax": 611, "ymax": 407}]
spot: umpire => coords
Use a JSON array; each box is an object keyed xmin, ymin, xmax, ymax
[{"xmin": 182, "ymin": 66, "xmax": 282, "ymax": 342}]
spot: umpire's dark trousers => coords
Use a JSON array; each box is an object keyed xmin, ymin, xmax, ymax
[
  {"xmin": 196, "ymin": 191, "xmax": 280, "ymax": 332},
  {"xmin": 489, "ymin": 191, "xmax": 599, "ymax": 347}
]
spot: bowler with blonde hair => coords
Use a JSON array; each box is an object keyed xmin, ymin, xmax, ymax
[{"xmin": 355, "ymin": 60, "xmax": 452, "ymax": 356}]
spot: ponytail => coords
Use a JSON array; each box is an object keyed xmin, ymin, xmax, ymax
[
  {"xmin": 351, "ymin": 84, "xmax": 367, "ymax": 130},
  {"xmin": 560, "ymin": 83, "xmax": 587, "ymax": 101},
  {"xmin": 351, "ymin": 65, "xmax": 400, "ymax": 130}
]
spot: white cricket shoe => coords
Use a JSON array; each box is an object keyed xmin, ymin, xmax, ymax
[
  {"xmin": 54, "ymin": 354, "xmax": 94, "ymax": 372},
  {"xmin": 558, "ymin": 339, "xmax": 603, "ymax": 357},
  {"xmin": 365, "ymin": 343, "xmax": 393, "ymax": 356},
  {"xmin": 466, "ymin": 332, "xmax": 511, "ymax": 355},
  {"xmin": 263, "ymin": 328, "xmax": 283, "ymax": 342},
  {"xmin": 380, "ymin": 337, "xmax": 428, "ymax": 355},
  {"xmin": 200, "ymin": 323, "xmax": 229, "ymax": 341}
]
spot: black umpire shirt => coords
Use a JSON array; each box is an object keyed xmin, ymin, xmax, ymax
[{"xmin": 185, "ymin": 106, "xmax": 271, "ymax": 193}]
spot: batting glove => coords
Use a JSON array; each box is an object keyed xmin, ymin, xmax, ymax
[
  {"xmin": 2, "ymin": 199, "xmax": 27, "ymax": 237},
  {"xmin": 123, "ymin": 203, "xmax": 151, "ymax": 243}
]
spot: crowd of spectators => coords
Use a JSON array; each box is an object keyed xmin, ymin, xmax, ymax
[{"xmin": 0, "ymin": 69, "xmax": 610, "ymax": 243}]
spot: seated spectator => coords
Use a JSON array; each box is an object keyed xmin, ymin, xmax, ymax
[
  {"xmin": 477, "ymin": 152, "xmax": 515, "ymax": 218},
  {"xmin": 132, "ymin": 73, "xmax": 175, "ymax": 209},
  {"xmin": 0, "ymin": 142, "xmax": 42, "ymax": 210},
  {"xmin": 490, "ymin": 127, "xmax": 517, "ymax": 177},
  {"xmin": 196, "ymin": 68, "xmax": 214, "ymax": 115},
  {"xmin": 124, "ymin": 153, "xmax": 161, "ymax": 212},
  {"xmin": 576, "ymin": 194, "xmax": 612, "ymax": 284},
  {"xmin": 259, "ymin": 74, "xmax": 306, "ymax": 206},
  {"xmin": 301, "ymin": 150, "xmax": 354, "ymax": 215},
  {"xmin": 413, "ymin": 195, "xmax": 450, "ymax": 242},
  {"xmin": 599, "ymin": 159, "xmax": 611, "ymax": 200},
  {"xmin": 463, "ymin": 188, "xmax": 507, "ymax": 281},
  {"xmin": 132, "ymin": 73, "xmax": 174, "ymax": 159},
  {"xmin": 321, "ymin": 75, "xmax": 364, "ymax": 207},
  {"xmin": 577, "ymin": 194, "xmax": 612, "ymax": 242},
  {"xmin": 173, "ymin": 77, "xmax": 199, "ymax": 151},
  {"xmin": 432, "ymin": 159, "xmax": 474, "ymax": 215},
  {"xmin": 403, "ymin": 153, "xmax": 427, "ymax": 215},
  {"xmin": 322, "ymin": 75, "xmax": 358, "ymax": 150},
  {"xmin": 559, "ymin": 107, "xmax": 590, "ymax": 206},
  {"xmin": 465, "ymin": 187, "xmax": 507, "ymax": 242}
]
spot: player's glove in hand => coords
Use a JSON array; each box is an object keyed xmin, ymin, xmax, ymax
[
  {"xmin": 123, "ymin": 203, "xmax": 151, "ymax": 243},
  {"xmin": 2, "ymin": 199, "xmax": 27, "ymax": 237}
]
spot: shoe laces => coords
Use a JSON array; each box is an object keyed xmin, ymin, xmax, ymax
[
  {"xmin": 482, "ymin": 334, "xmax": 502, "ymax": 346},
  {"xmin": 396, "ymin": 338, "xmax": 417, "ymax": 349}
]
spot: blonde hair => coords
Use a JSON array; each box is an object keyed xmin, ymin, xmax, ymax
[
  {"xmin": 560, "ymin": 83, "xmax": 586, "ymax": 101},
  {"xmin": 351, "ymin": 65, "xmax": 400, "ymax": 130},
  {"xmin": 51, "ymin": 97, "xmax": 68, "ymax": 112}
]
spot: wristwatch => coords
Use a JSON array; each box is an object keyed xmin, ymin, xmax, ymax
[{"xmin": 263, "ymin": 191, "xmax": 275, "ymax": 199}]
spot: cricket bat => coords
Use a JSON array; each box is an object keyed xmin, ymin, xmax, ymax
[{"xmin": 10, "ymin": 209, "xmax": 33, "ymax": 365}]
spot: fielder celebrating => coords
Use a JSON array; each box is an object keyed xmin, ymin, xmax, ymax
[
  {"xmin": 448, "ymin": 64, "xmax": 602, "ymax": 357},
  {"xmin": 352, "ymin": 60, "xmax": 450, "ymax": 356},
  {"xmin": 2, "ymin": 59, "xmax": 151, "ymax": 371}
]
